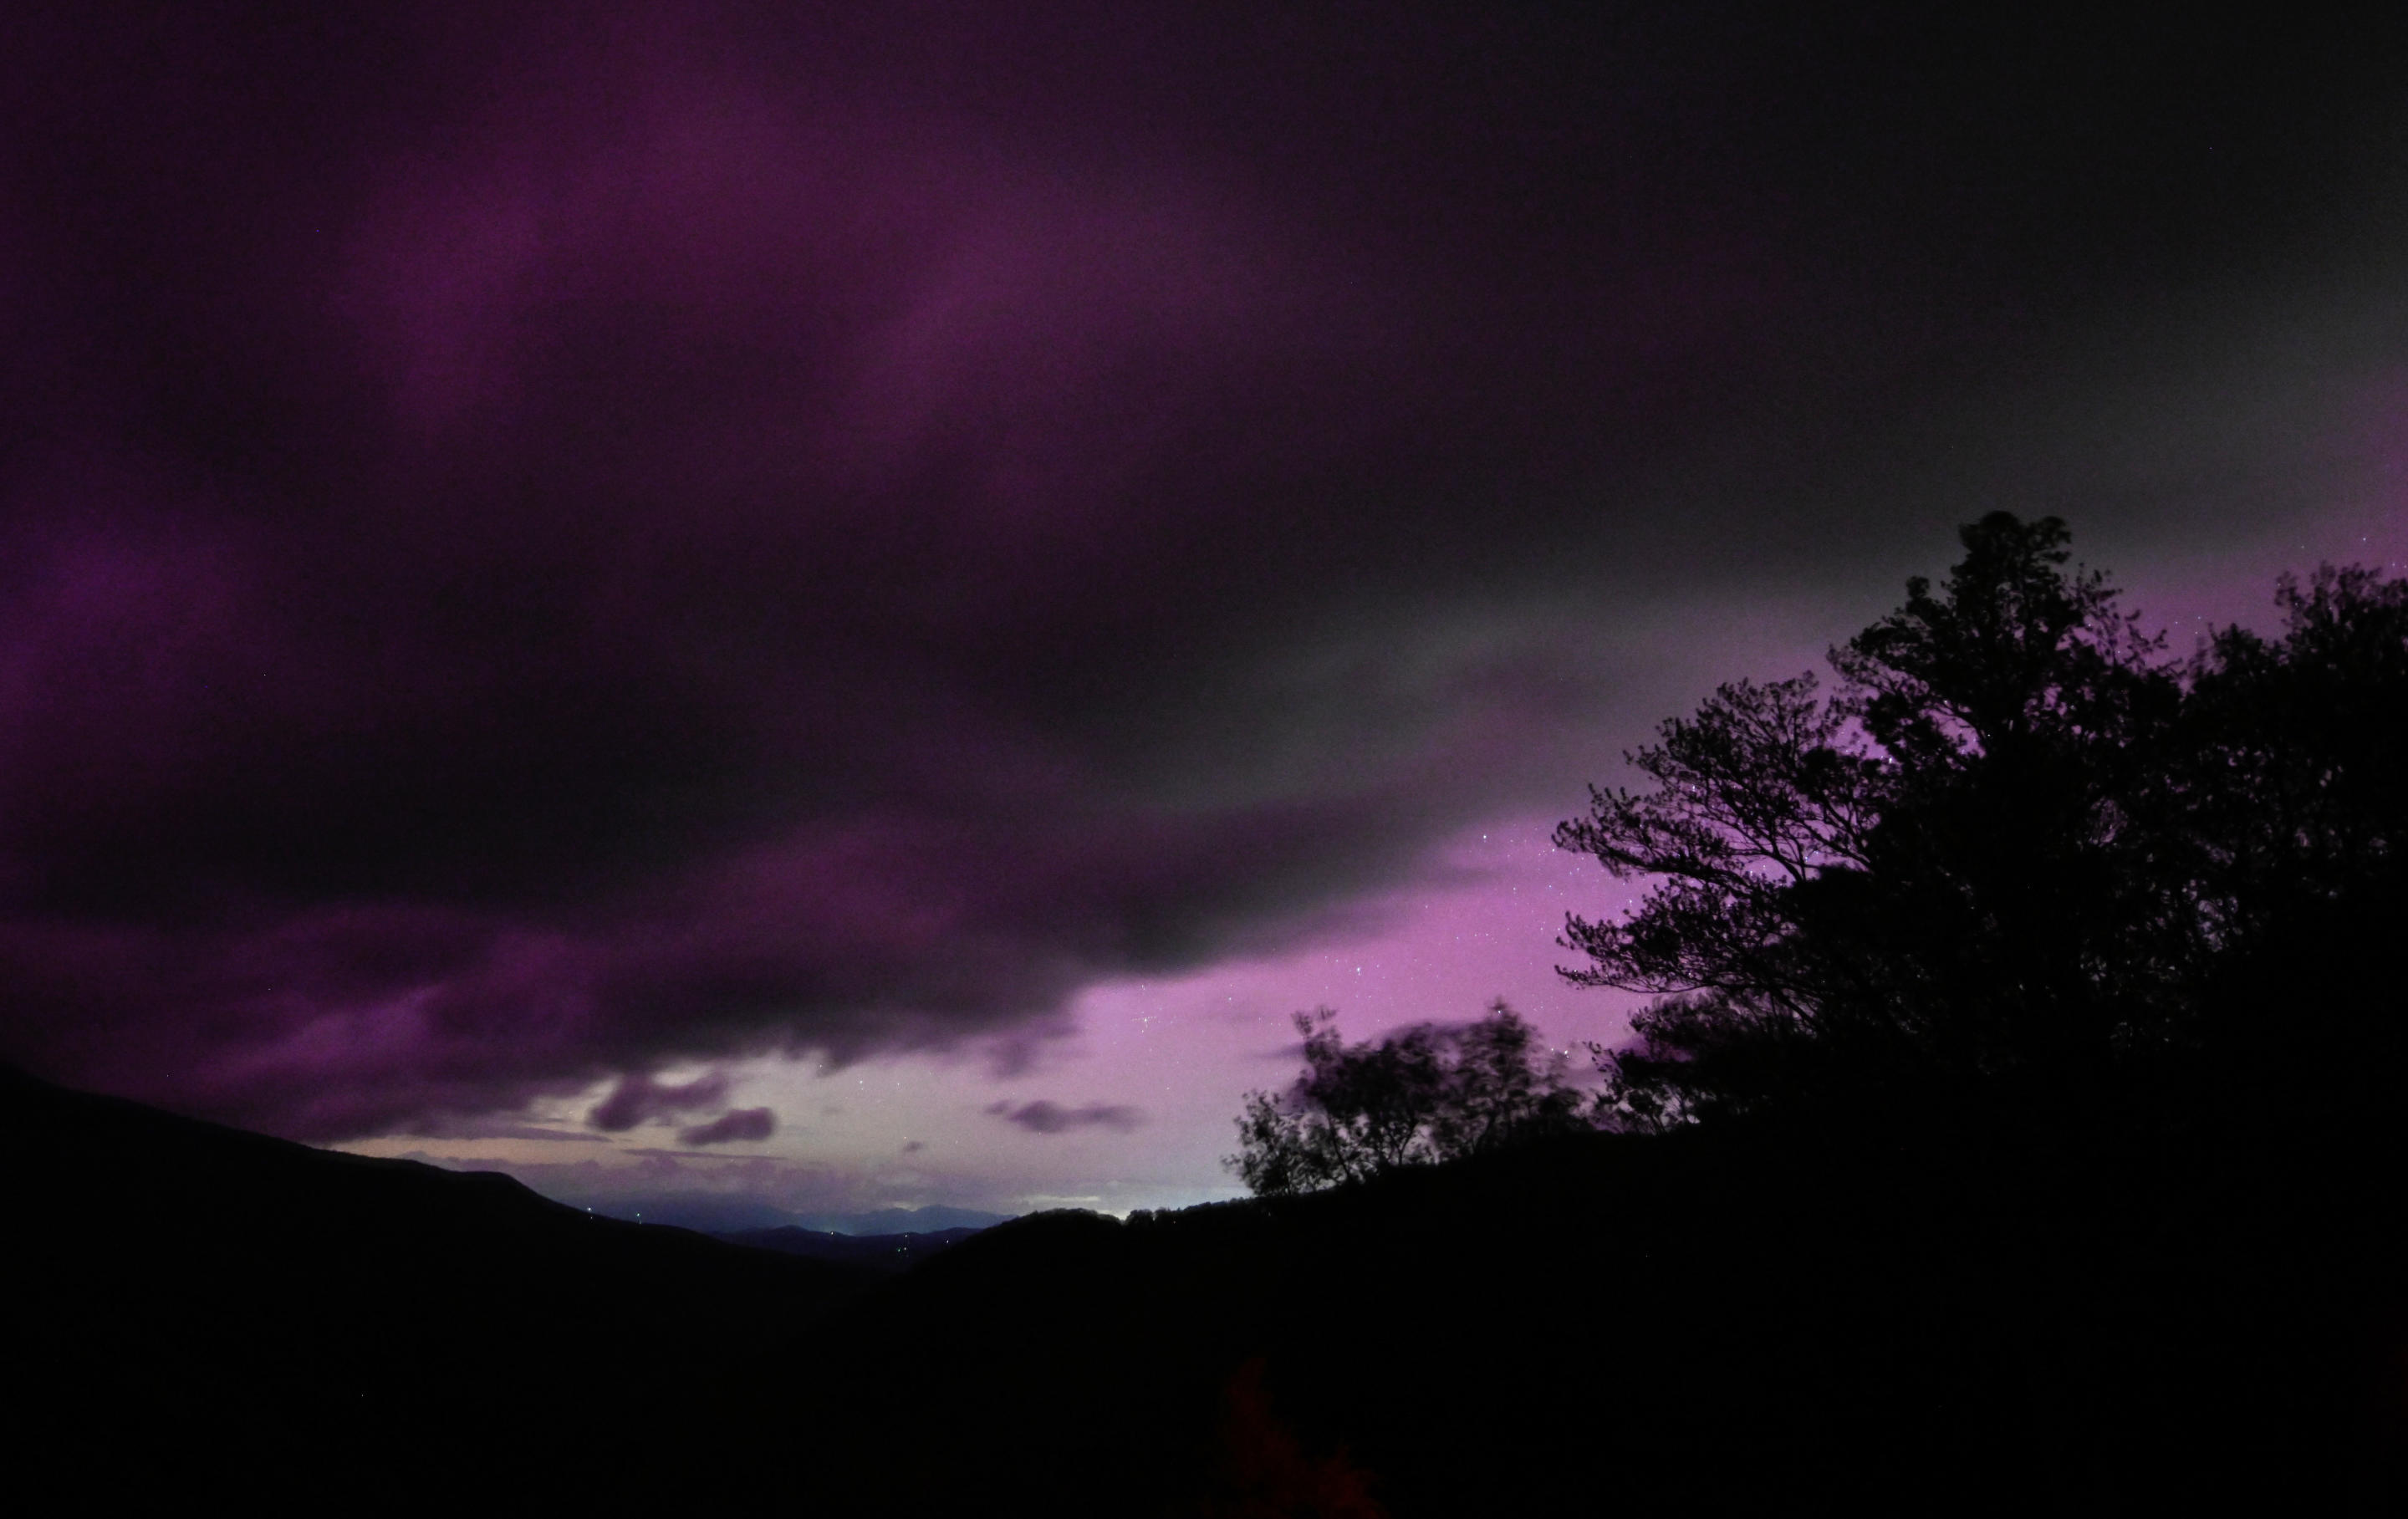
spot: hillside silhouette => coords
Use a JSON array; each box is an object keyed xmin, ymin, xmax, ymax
[{"xmin": 3, "ymin": 1064, "xmax": 875, "ymax": 1506}]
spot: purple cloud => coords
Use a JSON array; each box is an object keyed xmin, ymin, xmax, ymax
[
  {"xmin": 997, "ymin": 1101, "xmax": 1146, "ymax": 1136},
  {"xmin": 678, "ymin": 1107, "xmax": 777, "ymax": 1147},
  {"xmin": 0, "ymin": 5, "xmax": 2398, "ymax": 1139}
]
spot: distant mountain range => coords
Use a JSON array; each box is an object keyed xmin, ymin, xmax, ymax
[
  {"xmin": 798, "ymin": 1203, "xmax": 1015, "ymax": 1235},
  {"xmin": 586, "ymin": 1193, "xmax": 1013, "ymax": 1235},
  {"xmin": 714, "ymin": 1223, "xmax": 987, "ymax": 1272}
]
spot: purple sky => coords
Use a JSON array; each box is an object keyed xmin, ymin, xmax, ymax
[{"xmin": 6, "ymin": 6, "xmax": 2407, "ymax": 1219}]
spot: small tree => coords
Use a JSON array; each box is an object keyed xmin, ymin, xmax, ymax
[{"xmin": 1226, "ymin": 1002, "xmax": 1586, "ymax": 1195}]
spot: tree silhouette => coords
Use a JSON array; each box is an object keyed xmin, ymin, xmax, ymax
[
  {"xmin": 1227, "ymin": 1002, "xmax": 1584, "ymax": 1195},
  {"xmin": 1559, "ymin": 513, "xmax": 2407, "ymax": 1129},
  {"xmin": 2173, "ymin": 563, "xmax": 2408, "ymax": 1131}
]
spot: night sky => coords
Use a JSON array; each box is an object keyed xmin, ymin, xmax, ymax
[{"xmin": 6, "ymin": 5, "xmax": 2405, "ymax": 1221}]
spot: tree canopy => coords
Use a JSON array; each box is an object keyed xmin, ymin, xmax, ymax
[
  {"xmin": 1558, "ymin": 513, "xmax": 2408, "ymax": 1130},
  {"xmin": 1227, "ymin": 515, "xmax": 2406, "ymax": 1174}
]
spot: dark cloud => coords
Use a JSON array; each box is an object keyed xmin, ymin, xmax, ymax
[
  {"xmin": 2, "ymin": 4, "xmax": 2404, "ymax": 1135},
  {"xmin": 588, "ymin": 1073, "xmax": 732, "ymax": 1133},
  {"xmin": 619, "ymin": 1148, "xmax": 758, "ymax": 1160},
  {"xmin": 679, "ymin": 1107, "xmax": 777, "ymax": 1147},
  {"xmin": 998, "ymin": 1101, "xmax": 1146, "ymax": 1136},
  {"xmin": 406, "ymin": 1117, "xmax": 610, "ymax": 1144}
]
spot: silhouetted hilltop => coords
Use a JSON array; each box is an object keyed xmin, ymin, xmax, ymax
[{"xmin": 2, "ymin": 1066, "xmax": 875, "ymax": 1505}]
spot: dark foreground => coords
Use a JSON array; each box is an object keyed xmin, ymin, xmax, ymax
[
  {"xmin": 8, "ymin": 1068, "xmax": 2401, "ymax": 1514},
  {"xmin": 743, "ymin": 1103, "xmax": 2406, "ymax": 1516}
]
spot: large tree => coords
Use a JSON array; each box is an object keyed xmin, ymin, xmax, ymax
[{"xmin": 1558, "ymin": 514, "xmax": 2406, "ymax": 1128}]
